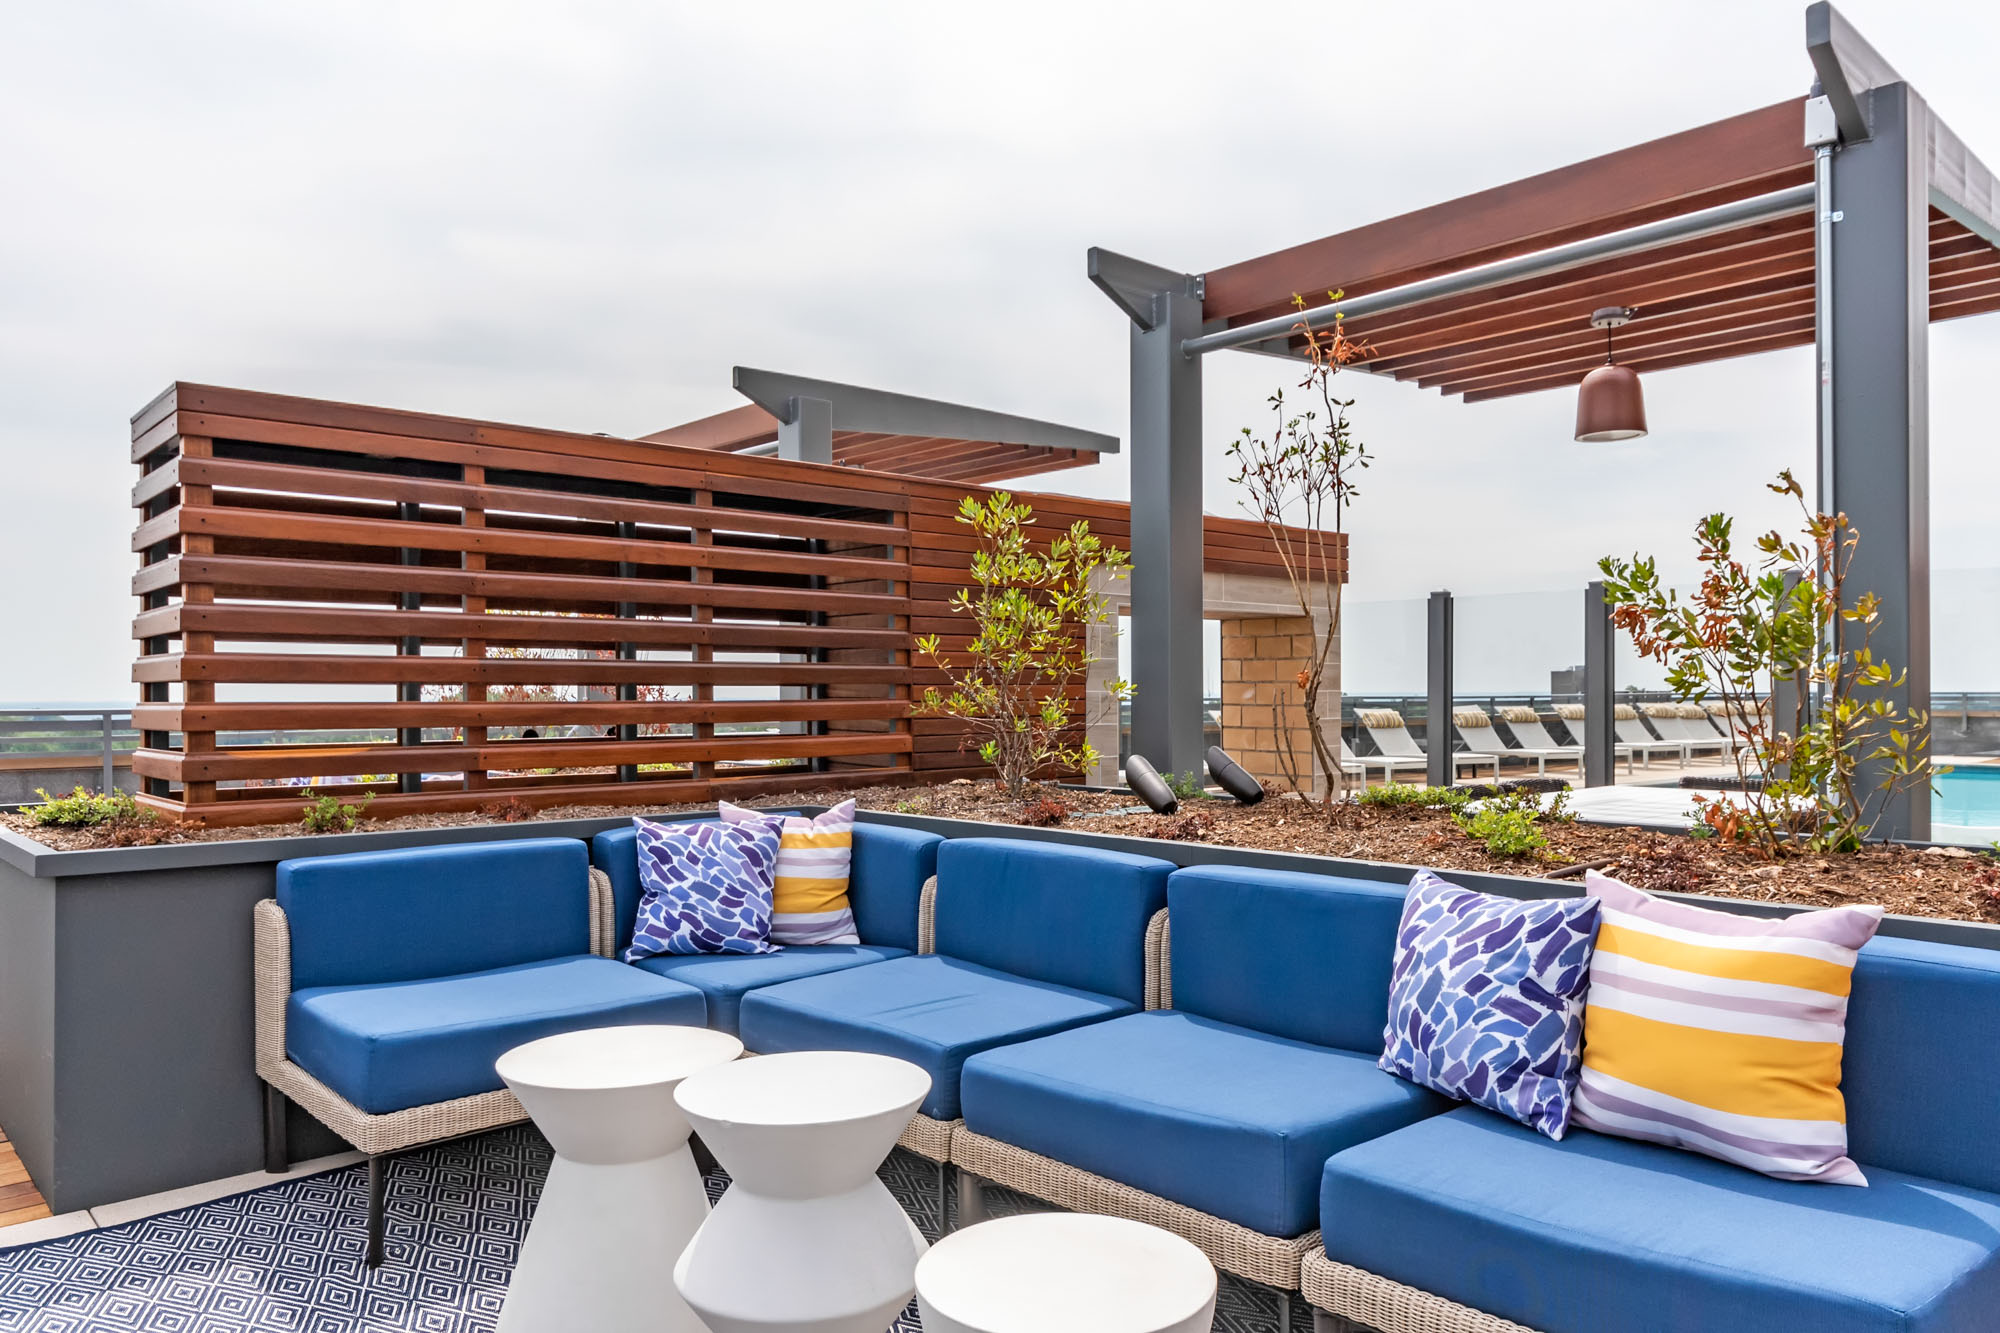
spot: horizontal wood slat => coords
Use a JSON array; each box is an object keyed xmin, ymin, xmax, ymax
[{"xmin": 130, "ymin": 383, "xmax": 1325, "ymax": 822}]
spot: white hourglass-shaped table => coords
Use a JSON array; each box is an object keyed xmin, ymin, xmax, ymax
[
  {"xmin": 495, "ymin": 1024, "xmax": 744, "ymax": 1333},
  {"xmin": 915, "ymin": 1213, "xmax": 1218, "ymax": 1333},
  {"xmin": 672, "ymin": 1050, "xmax": 932, "ymax": 1333}
]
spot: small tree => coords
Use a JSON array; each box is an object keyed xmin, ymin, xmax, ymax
[
  {"xmin": 914, "ymin": 492, "xmax": 1131, "ymax": 798},
  {"xmin": 1226, "ymin": 295, "xmax": 1369, "ymax": 806},
  {"xmin": 1598, "ymin": 469, "xmax": 1933, "ymax": 855}
]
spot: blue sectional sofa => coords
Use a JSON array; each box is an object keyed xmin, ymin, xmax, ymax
[
  {"xmin": 253, "ymin": 837, "xmax": 704, "ymax": 1265},
  {"xmin": 250, "ymin": 807, "xmax": 2000, "ymax": 1330},
  {"xmin": 953, "ymin": 865, "xmax": 1453, "ymax": 1304},
  {"xmin": 588, "ymin": 818, "xmax": 943, "ymax": 1036},
  {"xmin": 1304, "ymin": 932, "xmax": 2000, "ymax": 1333},
  {"xmin": 736, "ymin": 836, "xmax": 1172, "ymax": 1160}
]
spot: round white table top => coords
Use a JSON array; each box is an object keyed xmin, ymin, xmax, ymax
[
  {"xmin": 496, "ymin": 1024, "xmax": 742, "ymax": 1092},
  {"xmin": 673, "ymin": 1049, "xmax": 930, "ymax": 1127},
  {"xmin": 916, "ymin": 1213, "xmax": 1216, "ymax": 1333}
]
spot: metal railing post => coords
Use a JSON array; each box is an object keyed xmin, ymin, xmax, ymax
[{"xmin": 101, "ymin": 711, "xmax": 116, "ymax": 794}]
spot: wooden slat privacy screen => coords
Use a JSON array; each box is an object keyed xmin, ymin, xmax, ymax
[{"xmin": 130, "ymin": 384, "xmax": 1339, "ymax": 825}]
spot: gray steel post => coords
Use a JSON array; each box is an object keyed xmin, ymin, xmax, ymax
[
  {"xmin": 1825, "ymin": 82, "xmax": 1931, "ymax": 840},
  {"xmin": 1128, "ymin": 290, "xmax": 1206, "ymax": 777},
  {"xmin": 1583, "ymin": 582, "xmax": 1616, "ymax": 787},
  {"xmin": 1426, "ymin": 591, "xmax": 1454, "ymax": 788},
  {"xmin": 778, "ymin": 395, "xmax": 834, "ymax": 464}
]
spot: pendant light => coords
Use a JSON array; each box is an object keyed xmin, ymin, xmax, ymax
[{"xmin": 1574, "ymin": 306, "xmax": 1647, "ymax": 442}]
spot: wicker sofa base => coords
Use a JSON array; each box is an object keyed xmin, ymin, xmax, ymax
[
  {"xmin": 897, "ymin": 1111, "xmax": 957, "ymax": 1162},
  {"xmin": 951, "ymin": 1126, "xmax": 1317, "ymax": 1289},
  {"xmin": 1301, "ymin": 1247, "xmax": 1540, "ymax": 1333},
  {"xmin": 263, "ymin": 1058, "xmax": 527, "ymax": 1158}
]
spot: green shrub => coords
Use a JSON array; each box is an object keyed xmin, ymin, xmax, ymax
[
  {"xmin": 1163, "ymin": 770, "xmax": 1207, "ymax": 801},
  {"xmin": 1453, "ymin": 788, "xmax": 1552, "ymax": 857},
  {"xmin": 301, "ymin": 790, "xmax": 374, "ymax": 834},
  {"xmin": 21, "ymin": 785, "xmax": 143, "ymax": 827},
  {"xmin": 1359, "ymin": 781, "xmax": 1469, "ymax": 811}
]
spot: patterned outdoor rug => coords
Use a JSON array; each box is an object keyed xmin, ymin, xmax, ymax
[{"xmin": 0, "ymin": 1126, "xmax": 1312, "ymax": 1332}]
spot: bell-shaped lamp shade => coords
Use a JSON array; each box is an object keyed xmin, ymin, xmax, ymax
[{"xmin": 1574, "ymin": 362, "xmax": 1648, "ymax": 442}]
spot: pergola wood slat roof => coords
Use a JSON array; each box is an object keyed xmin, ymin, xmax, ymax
[
  {"xmin": 1200, "ymin": 98, "xmax": 2000, "ymax": 401},
  {"xmin": 644, "ymin": 368, "xmax": 1112, "ymax": 483}
]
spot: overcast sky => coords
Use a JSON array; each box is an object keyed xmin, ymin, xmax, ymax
[{"xmin": 3, "ymin": 0, "xmax": 1998, "ymax": 701}]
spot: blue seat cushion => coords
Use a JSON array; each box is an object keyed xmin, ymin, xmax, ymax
[
  {"xmin": 1319, "ymin": 1108, "xmax": 2000, "ymax": 1333},
  {"xmin": 962, "ymin": 1011, "xmax": 1451, "ymax": 1237},
  {"xmin": 287, "ymin": 955, "xmax": 706, "ymax": 1114},
  {"xmin": 737, "ymin": 954, "xmax": 1135, "ymax": 1119},
  {"xmin": 631, "ymin": 944, "xmax": 910, "ymax": 1035}
]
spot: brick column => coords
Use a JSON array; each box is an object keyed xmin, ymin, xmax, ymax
[{"xmin": 1219, "ymin": 613, "xmax": 1341, "ymax": 794}]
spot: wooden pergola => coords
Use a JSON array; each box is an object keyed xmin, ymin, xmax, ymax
[
  {"xmin": 1199, "ymin": 100, "xmax": 2000, "ymax": 402},
  {"xmin": 644, "ymin": 366, "xmax": 1115, "ymax": 483},
  {"xmin": 1092, "ymin": 2, "xmax": 2000, "ymax": 839}
]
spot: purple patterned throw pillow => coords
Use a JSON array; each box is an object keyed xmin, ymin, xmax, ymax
[
  {"xmin": 624, "ymin": 816, "xmax": 782, "ymax": 962},
  {"xmin": 1378, "ymin": 870, "xmax": 1603, "ymax": 1140}
]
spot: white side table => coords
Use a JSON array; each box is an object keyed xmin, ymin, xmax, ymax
[
  {"xmin": 673, "ymin": 1050, "xmax": 932, "ymax": 1333},
  {"xmin": 496, "ymin": 1024, "xmax": 743, "ymax": 1333},
  {"xmin": 916, "ymin": 1213, "xmax": 1217, "ymax": 1333}
]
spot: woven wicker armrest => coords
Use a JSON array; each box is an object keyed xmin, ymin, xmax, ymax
[
  {"xmin": 918, "ymin": 875, "xmax": 939, "ymax": 955},
  {"xmin": 1144, "ymin": 909, "xmax": 1172, "ymax": 1010},
  {"xmin": 587, "ymin": 866, "xmax": 614, "ymax": 958},
  {"xmin": 253, "ymin": 899, "xmax": 292, "ymax": 1081}
]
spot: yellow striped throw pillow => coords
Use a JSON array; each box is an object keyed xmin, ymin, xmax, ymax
[
  {"xmin": 1574, "ymin": 870, "xmax": 1882, "ymax": 1186},
  {"xmin": 718, "ymin": 800, "xmax": 858, "ymax": 945}
]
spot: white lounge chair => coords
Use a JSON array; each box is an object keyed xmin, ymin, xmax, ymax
[
  {"xmin": 1546, "ymin": 704, "xmax": 1641, "ymax": 774},
  {"xmin": 1355, "ymin": 708, "xmax": 1499, "ymax": 783},
  {"xmin": 1455, "ymin": 707, "xmax": 1576, "ymax": 777},
  {"xmin": 1705, "ymin": 700, "xmax": 1767, "ymax": 753},
  {"xmin": 1340, "ymin": 737, "xmax": 1430, "ymax": 786},
  {"xmin": 1589, "ymin": 703, "xmax": 1688, "ymax": 767},
  {"xmin": 1496, "ymin": 706, "xmax": 1592, "ymax": 773},
  {"xmin": 1641, "ymin": 702, "xmax": 1730, "ymax": 758}
]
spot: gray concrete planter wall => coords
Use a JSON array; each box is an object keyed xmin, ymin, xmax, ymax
[{"xmin": 3, "ymin": 802, "xmax": 1995, "ymax": 1215}]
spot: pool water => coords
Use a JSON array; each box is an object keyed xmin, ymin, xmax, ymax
[{"xmin": 1933, "ymin": 768, "xmax": 2000, "ymax": 828}]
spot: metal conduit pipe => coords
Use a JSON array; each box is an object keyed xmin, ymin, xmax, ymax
[{"xmin": 1180, "ymin": 182, "xmax": 1819, "ymax": 359}]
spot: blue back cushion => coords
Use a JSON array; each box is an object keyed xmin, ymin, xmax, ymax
[
  {"xmin": 590, "ymin": 818, "xmax": 940, "ymax": 955},
  {"xmin": 1844, "ymin": 934, "xmax": 2000, "ymax": 1193},
  {"xmin": 848, "ymin": 823, "xmax": 943, "ymax": 952},
  {"xmin": 933, "ymin": 838, "xmax": 1170, "ymax": 1006},
  {"xmin": 1168, "ymin": 865, "xmax": 1408, "ymax": 1054},
  {"xmin": 277, "ymin": 838, "xmax": 590, "ymax": 990}
]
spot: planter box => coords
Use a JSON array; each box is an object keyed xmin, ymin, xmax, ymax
[{"xmin": 4, "ymin": 805, "xmax": 1995, "ymax": 1215}]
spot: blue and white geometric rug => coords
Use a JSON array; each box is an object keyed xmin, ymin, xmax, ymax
[{"xmin": 0, "ymin": 1126, "xmax": 1311, "ymax": 1332}]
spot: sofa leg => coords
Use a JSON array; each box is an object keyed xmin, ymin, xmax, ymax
[
  {"xmin": 262, "ymin": 1084, "xmax": 288, "ymax": 1175},
  {"xmin": 365, "ymin": 1155, "xmax": 387, "ymax": 1268},
  {"xmin": 1275, "ymin": 1287, "xmax": 1291, "ymax": 1333},
  {"xmin": 956, "ymin": 1167, "xmax": 988, "ymax": 1228}
]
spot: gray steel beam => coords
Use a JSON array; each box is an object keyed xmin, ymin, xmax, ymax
[
  {"xmin": 1427, "ymin": 591, "xmax": 1454, "ymax": 789},
  {"xmin": 1826, "ymin": 82, "xmax": 1931, "ymax": 841},
  {"xmin": 1181, "ymin": 185, "xmax": 1814, "ymax": 359},
  {"xmin": 777, "ymin": 394, "xmax": 833, "ymax": 465},
  {"xmin": 1583, "ymin": 582, "xmax": 1616, "ymax": 788},
  {"xmin": 1806, "ymin": 2, "xmax": 1899, "ymax": 146},
  {"xmin": 1096, "ymin": 251, "xmax": 1207, "ymax": 779},
  {"xmin": 735, "ymin": 367, "xmax": 1117, "ymax": 458}
]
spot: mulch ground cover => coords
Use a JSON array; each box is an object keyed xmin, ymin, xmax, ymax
[{"xmin": 9, "ymin": 779, "xmax": 1996, "ymax": 925}]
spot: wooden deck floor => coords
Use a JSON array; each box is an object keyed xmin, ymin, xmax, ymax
[{"xmin": 0, "ymin": 1123, "xmax": 51, "ymax": 1228}]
